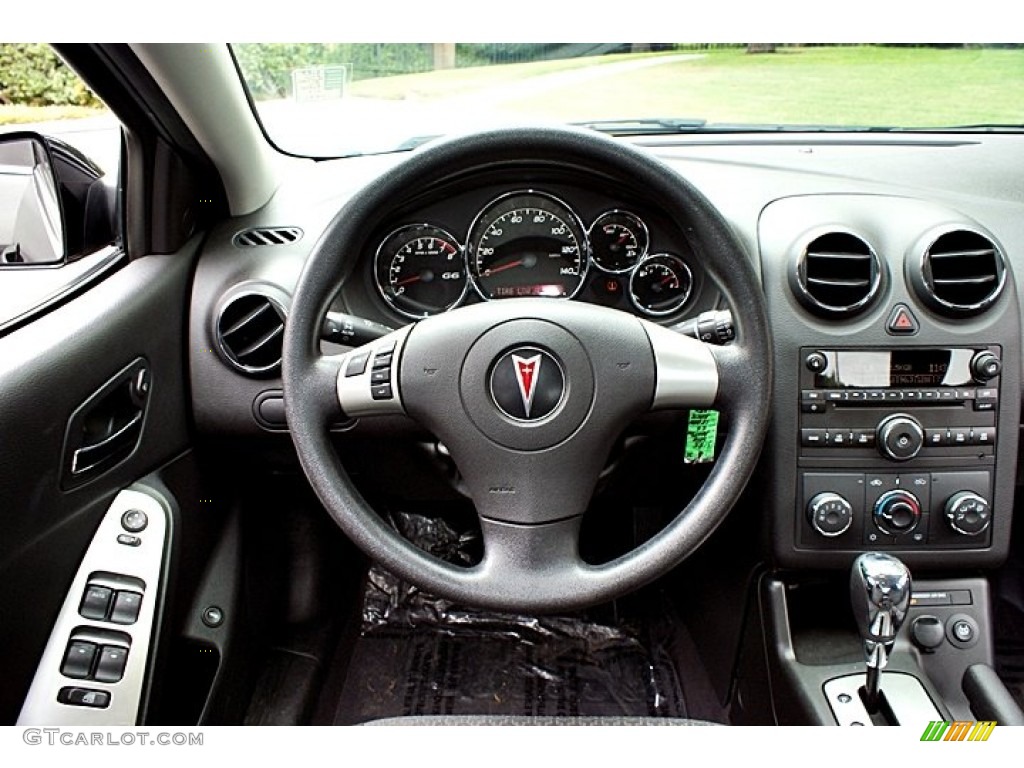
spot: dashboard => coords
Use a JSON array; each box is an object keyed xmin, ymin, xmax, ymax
[{"xmin": 187, "ymin": 131, "xmax": 1024, "ymax": 572}]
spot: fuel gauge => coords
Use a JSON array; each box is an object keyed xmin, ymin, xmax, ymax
[
  {"xmin": 629, "ymin": 253, "xmax": 693, "ymax": 316},
  {"xmin": 589, "ymin": 210, "xmax": 649, "ymax": 273}
]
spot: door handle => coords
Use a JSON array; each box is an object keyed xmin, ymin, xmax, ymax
[{"xmin": 71, "ymin": 410, "xmax": 143, "ymax": 475}]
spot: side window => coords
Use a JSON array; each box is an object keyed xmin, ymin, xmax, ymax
[{"xmin": 0, "ymin": 43, "xmax": 122, "ymax": 332}]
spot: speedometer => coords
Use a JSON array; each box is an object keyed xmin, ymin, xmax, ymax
[{"xmin": 467, "ymin": 191, "xmax": 589, "ymax": 301}]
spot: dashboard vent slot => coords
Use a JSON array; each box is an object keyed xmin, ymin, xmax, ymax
[
  {"xmin": 794, "ymin": 232, "xmax": 880, "ymax": 316},
  {"xmin": 916, "ymin": 230, "xmax": 1005, "ymax": 316},
  {"xmin": 216, "ymin": 293, "xmax": 286, "ymax": 376},
  {"xmin": 233, "ymin": 227, "xmax": 303, "ymax": 248}
]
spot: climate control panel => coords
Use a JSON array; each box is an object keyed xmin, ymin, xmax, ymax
[{"xmin": 799, "ymin": 470, "xmax": 992, "ymax": 550}]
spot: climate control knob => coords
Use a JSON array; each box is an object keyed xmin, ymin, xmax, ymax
[
  {"xmin": 877, "ymin": 414, "xmax": 924, "ymax": 461},
  {"xmin": 945, "ymin": 491, "xmax": 991, "ymax": 536},
  {"xmin": 807, "ymin": 492, "xmax": 854, "ymax": 537},
  {"xmin": 873, "ymin": 489, "xmax": 922, "ymax": 536}
]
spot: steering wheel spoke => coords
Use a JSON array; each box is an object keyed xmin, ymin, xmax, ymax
[{"xmin": 642, "ymin": 320, "xmax": 720, "ymax": 411}]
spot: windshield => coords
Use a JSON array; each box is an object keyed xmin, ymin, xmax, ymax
[{"xmin": 233, "ymin": 44, "xmax": 1024, "ymax": 157}]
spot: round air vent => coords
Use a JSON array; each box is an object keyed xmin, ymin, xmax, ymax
[
  {"xmin": 792, "ymin": 232, "xmax": 881, "ymax": 317},
  {"xmin": 215, "ymin": 293, "xmax": 286, "ymax": 376},
  {"xmin": 912, "ymin": 229, "xmax": 1005, "ymax": 316}
]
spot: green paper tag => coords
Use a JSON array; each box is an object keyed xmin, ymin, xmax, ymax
[{"xmin": 685, "ymin": 409, "xmax": 720, "ymax": 464}]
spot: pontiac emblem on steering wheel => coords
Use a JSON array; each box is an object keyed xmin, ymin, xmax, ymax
[{"xmin": 489, "ymin": 347, "xmax": 564, "ymax": 421}]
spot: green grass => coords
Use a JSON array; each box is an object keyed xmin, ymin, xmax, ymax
[
  {"xmin": 349, "ymin": 46, "xmax": 1024, "ymax": 129},
  {"xmin": 0, "ymin": 104, "xmax": 108, "ymax": 125}
]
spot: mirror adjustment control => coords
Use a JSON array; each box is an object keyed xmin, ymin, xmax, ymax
[
  {"xmin": 873, "ymin": 489, "xmax": 922, "ymax": 535},
  {"xmin": 877, "ymin": 414, "xmax": 924, "ymax": 461},
  {"xmin": 807, "ymin": 492, "xmax": 853, "ymax": 537},
  {"xmin": 120, "ymin": 509, "xmax": 148, "ymax": 533},
  {"xmin": 945, "ymin": 491, "xmax": 991, "ymax": 536}
]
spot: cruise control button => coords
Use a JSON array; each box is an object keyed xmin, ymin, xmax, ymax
[{"xmin": 61, "ymin": 641, "xmax": 97, "ymax": 679}]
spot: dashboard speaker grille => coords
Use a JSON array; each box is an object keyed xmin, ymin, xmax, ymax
[
  {"xmin": 233, "ymin": 227, "xmax": 303, "ymax": 248},
  {"xmin": 215, "ymin": 293, "xmax": 286, "ymax": 375},
  {"xmin": 917, "ymin": 230, "xmax": 1005, "ymax": 315},
  {"xmin": 795, "ymin": 232, "xmax": 880, "ymax": 316}
]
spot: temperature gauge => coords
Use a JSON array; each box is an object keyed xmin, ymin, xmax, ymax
[
  {"xmin": 628, "ymin": 253, "xmax": 693, "ymax": 316},
  {"xmin": 589, "ymin": 210, "xmax": 649, "ymax": 273}
]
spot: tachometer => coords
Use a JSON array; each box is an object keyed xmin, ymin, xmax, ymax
[
  {"xmin": 374, "ymin": 224, "xmax": 467, "ymax": 319},
  {"xmin": 468, "ymin": 192, "xmax": 589, "ymax": 300}
]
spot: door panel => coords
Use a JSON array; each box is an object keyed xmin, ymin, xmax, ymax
[{"xmin": 0, "ymin": 245, "xmax": 195, "ymax": 722}]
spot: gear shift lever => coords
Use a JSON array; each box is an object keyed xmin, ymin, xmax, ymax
[{"xmin": 850, "ymin": 552, "xmax": 912, "ymax": 712}]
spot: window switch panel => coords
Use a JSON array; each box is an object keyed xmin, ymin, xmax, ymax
[
  {"xmin": 61, "ymin": 641, "xmax": 97, "ymax": 679},
  {"xmin": 79, "ymin": 585, "xmax": 113, "ymax": 621}
]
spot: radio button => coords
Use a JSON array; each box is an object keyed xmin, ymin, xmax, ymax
[
  {"xmin": 852, "ymin": 430, "xmax": 876, "ymax": 448},
  {"xmin": 847, "ymin": 390, "xmax": 866, "ymax": 402},
  {"xmin": 826, "ymin": 391, "xmax": 845, "ymax": 401},
  {"xmin": 885, "ymin": 391, "xmax": 904, "ymax": 402},
  {"xmin": 903, "ymin": 390, "xmax": 921, "ymax": 401},
  {"xmin": 925, "ymin": 428, "xmax": 949, "ymax": 447},
  {"xmin": 971, "ymin": 427, "xmax": 995, "ymax": 445},
  {"xmin": 878, "ymin": 414, "xmax": 925, "ymax": 461},
  {"xmin": 805, "ymin": 351, "xmax": 828, "ymax": 373},
  {"xmin": 921, "ymin": 390, "xmax": 939, "ymax": 401},
  {"xmin": 867, "ymin": 390, "xmax": 886, "ymax": 401},
  {"xmin": 802, "ymin": 390, "xmax": 825, "ymax": 400},
  {"xmin": 957, "ymin": 389, "xmax": 975, "ymax": 400},
  {"xmin": 938, "ymin": 389, "xmax": 957, "ymax": 401},
  {"xmin": 950, "ymin": 428, "xmax": 971, "ymax": 445},
  {"xmin": 802, "ymin": 401, "xmax": 826, "ymax": 414},
  {"xmin": 801, "ymin": 429, "xmax": 828, "ymax": 447},
  {"xmin": 976, "ymin": 388, "xmax": 998, "ymax": 400},
  {"xmin": 829, "ymin": 430, "xmax": 850, "ymax": 446}
]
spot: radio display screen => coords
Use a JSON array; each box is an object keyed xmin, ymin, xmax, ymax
[{"xmin": 813, "ymin": 349, "xmax": 977, "ymax": 389}]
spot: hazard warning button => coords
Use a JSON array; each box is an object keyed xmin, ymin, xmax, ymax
[{"xmin": 886, "ymin": 304, "xmax": 919, "ymax": 335}]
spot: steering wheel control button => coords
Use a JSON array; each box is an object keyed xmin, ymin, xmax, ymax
[
  {"xmin": 877, "ymin": 414, "xmax": 924, "ymax": 461},
  {"xmin": 345, "ymin": 352, "xmax": 369, "ymax": 377},
  {"xmin": 110, "ymin": 591, "xmax": 143, "ymax": 625},
  {"xmin": 886, "ymin": 303, "xmax": 919, "ymax": 335},
  {"xmin": 61, "ymin": 641, "xmax": 98, "ymax": 679},
  {"xmin": 806, "ymin": 492, "xmax": 853, "ymax": 537},
  {"xmin": 804, "ymin": 351, "xmax": 828, "ymax": 373},
  {"xmin": 489, "ymin": 347, "xmax": 564, "ymax": 421},
  {"xmin": 911, "ymin": 616, "xmax": 946, "ymax": 651},
  {"xmin": 58, "ymin": 687, "xmax": 111, "ymax": 709},
  {"xmin": 370, "ymin": 368, "xmax": 391, "ymax": 384},
  {"xmin": 370, "ymin": 384, "xmax": 393, "ymax": 400},
  {"xmin": 372, "ymin": 352, "xmax": 393, "ymax": 369},
  {"xmin": 947, "ymin": 614, "xmax": 979, "ymax": 648},
  {"xmin": 93, "ymin": 645, "xmax": 129, "ymax": 683},
  {"xmin": 945, "ymin": 491, "xmax": 991, "ymax": 535},
  {"xmin": 121, "ymin": 509, "xmax": 148, "ymax": 533},
  {"xmin": 202, "ymin": 606, "xmax": 225, "ymax": 628},
  {"xmin": 79, "ymin": 585, "xmax": 114, "ymax": 621},
  {"xmin": 872, "ymin": 489, "xmax": 922, "ymax": 536}
]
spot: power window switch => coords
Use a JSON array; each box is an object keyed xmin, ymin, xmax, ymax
[
  {"xmin": 61, "ymin": 641, "xmax": 97, "ymax": 679},
  {"xmin": 109, "ymin": 591, "xmax": 143, "ymax": 625},
  {"xmin": 94, "ymin": 645, "xmax": 129, "ymax": 683},
  {"xmin": 79, "ymin": 585, "xmax": 113, "ymax": 621},
  {"xmin": 58, "ymin": 687, "xmax": 110, "ymax": 709}
]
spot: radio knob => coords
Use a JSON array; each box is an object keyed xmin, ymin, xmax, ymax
[
  {"xmin": 807, "ymin": 492, "xmax": 854, "ymax": 537},
  {"xmin": 970, "ymin": 352, "xmax": 1001, "ymax": 383},
  {"xmin": 944, "ymin": 491, "xmax": 991, "ymax": 536},
  {"xmin": 877, "ymin": 414, "xmax": 924, "ymax": 461},
  {"xmin": 873, "ymin": 489, "xmax": 922, "ymax": 536}
]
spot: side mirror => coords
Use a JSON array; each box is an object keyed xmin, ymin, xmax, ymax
[
  {"xmin": 0, "ymin": 133, "xmax": 65, "ymax": 265},
  {"xmin": 0, "ymin": 131, "xmax": 116, "ymax": 268}
]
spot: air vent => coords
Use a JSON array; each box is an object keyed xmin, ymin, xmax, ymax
[
  {"xmin": 215, "ymin": 293, "xmax": 286, "ymax": 376},
  {"xmin": 794, "ymin": 232, "xmax": 880, "ymax": 316},
  {"xmin": 914, "ymin": 230, "xmax": 1005, "ymax": 316},
  {"xmin": 233, "ymin": 227, "xmax": 303, "ymax": 248}
]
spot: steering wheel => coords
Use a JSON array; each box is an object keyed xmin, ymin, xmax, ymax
[{"xmin": 282, "ymin": 126, "xmax": 772, "ymax": 613}]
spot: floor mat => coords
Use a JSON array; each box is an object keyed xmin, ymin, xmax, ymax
[{"xmin": 328, "ymin": 513, "xmax": 687, "ymax": 724}]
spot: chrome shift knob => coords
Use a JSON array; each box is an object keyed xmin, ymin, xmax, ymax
[{"xmin": 850, "ymin": 552, "xmax": 912, "ymax": 710}]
